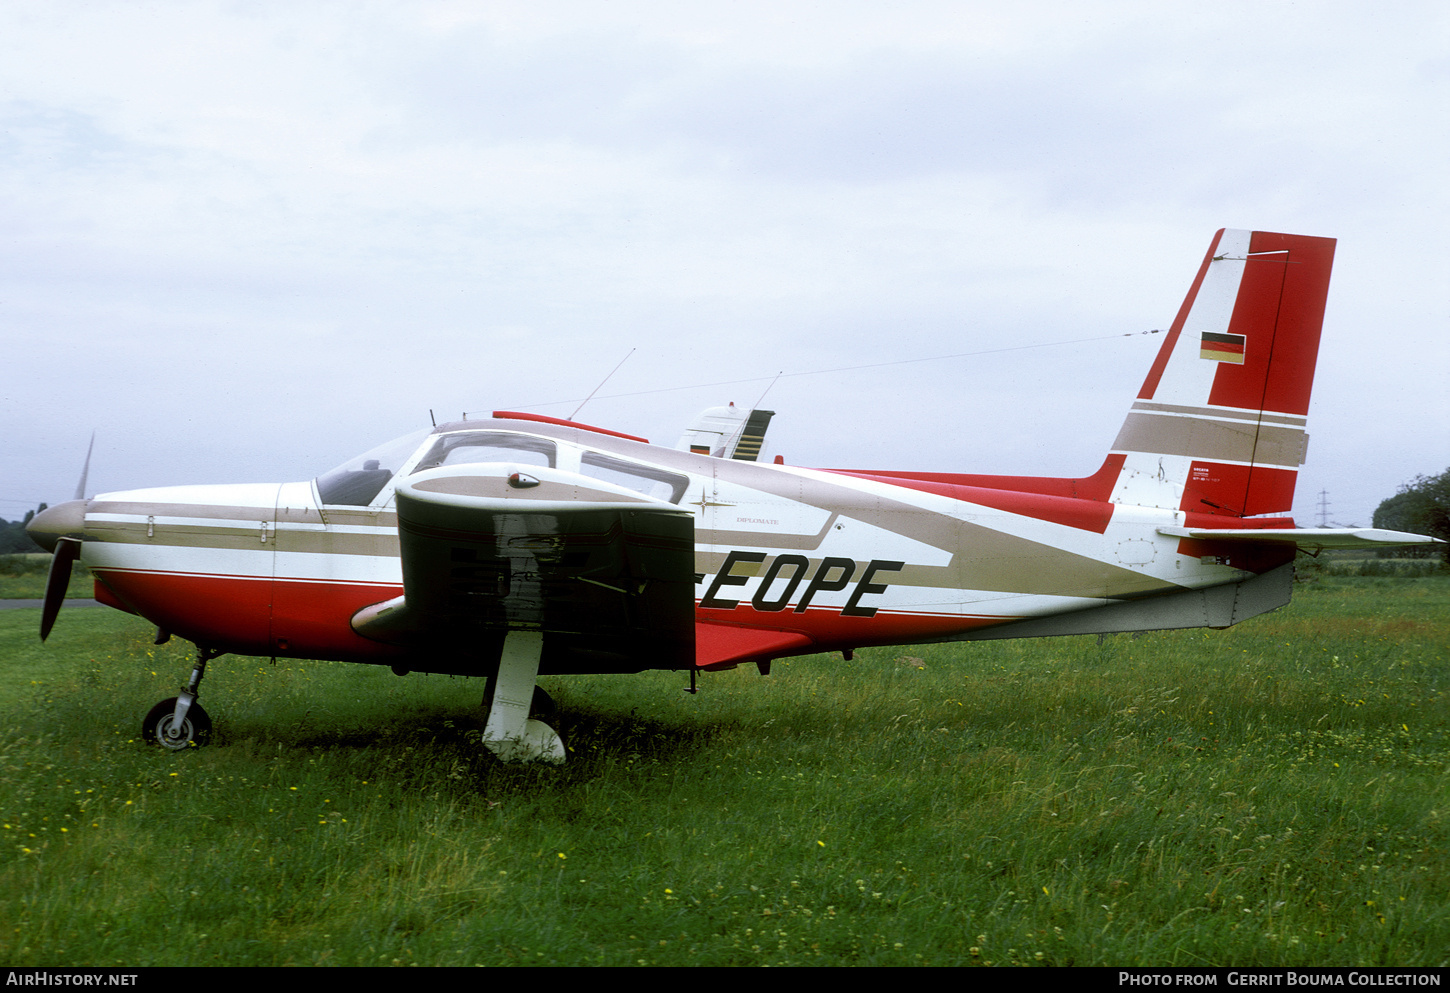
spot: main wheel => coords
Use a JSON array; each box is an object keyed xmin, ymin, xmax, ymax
[{"xmin": 142, "ymin": 697, "xmax": 213, "ymax": 751}]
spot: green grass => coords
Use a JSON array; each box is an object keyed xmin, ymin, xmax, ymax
[
  {"xmin": 2, "ymin": 576, "xmax": 1447, "ymax": 966},
  {"xmin": 0, "ymin": 554, "xmax": 93, "ymax": 599},
  {"xmin": 1323, "ymin": 558, "xmax": 1447, "ymax": 578}
]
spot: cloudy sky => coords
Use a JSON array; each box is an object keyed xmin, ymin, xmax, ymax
[{"xmin": 4, "ymin": 1, "xmax": 1447, "ymax": 528}]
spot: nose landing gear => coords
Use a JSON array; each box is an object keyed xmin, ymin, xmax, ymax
[
  {"xmin": 142, "ymin": 697, "xmax": 212, "ymax": 750},
  {"xmin": 142, "ymin": 646, "xmax": 223, "ymax": 750}
]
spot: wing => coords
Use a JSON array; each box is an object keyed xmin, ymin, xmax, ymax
[
  {"xmin": 1157, "ymin": 526, "xmax": 1444, "ymax": 552},
  {"xmin": 352, "ymin": 463, "xmax": 696, "ymax": 673}
]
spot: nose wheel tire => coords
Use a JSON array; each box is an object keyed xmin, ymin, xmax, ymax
[{"xmin": 142, "ymin": 697, "xmax": 213, "ymax": 750}]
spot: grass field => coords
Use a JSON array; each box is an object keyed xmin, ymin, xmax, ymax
[
  {"xmin": 1, "ymin": 575, "xmax": 1446, "ymax": 967},
  {"xmin": 0, "ymin": 553, "xmax": 93, "ymax": 600}
]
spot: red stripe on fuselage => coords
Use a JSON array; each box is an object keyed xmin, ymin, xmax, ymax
[
  {"xmin": 92, "ymin": 568, "xmax": 406, "ymax": 661},
  {"xmin": 696, "ymin": 623, "xmax": 812, "ymax": 669},
  {"xmin": 839, "ymin": 453, "xmax": 1124, "ymax": 501},
  {"xmin": 93, "ymin": 569, "xmax": 277, "ymax": 655},
  {"xmin": 92, "ymin": 576, "xmax": 135, "ymax": 613},
  {"xmin": 93, "ymin": 568, "xmax": 1004, "ymax": 672},
  {"xmin": 824, "ymin": 461, "xmax": 1119, "ymax": 533},
  {"xmin": 271, "ymin": 578, "xmax": 408, "ymax": 661},
  {"xmin": 695, "ymin": 602, "xmax": 1010, "ymax": 667}
]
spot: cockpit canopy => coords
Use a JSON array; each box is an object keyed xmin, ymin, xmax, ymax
[{"xmin": 314, "ymin": 425, "xmax": 688, "ymax": 508}]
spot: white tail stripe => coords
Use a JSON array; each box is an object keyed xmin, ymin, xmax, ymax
[{"xmin": 1128, "ymin": 401, "xmax": 1306, "ymax": 428}]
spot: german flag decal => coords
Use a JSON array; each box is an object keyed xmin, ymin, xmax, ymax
[{"xmin": 1200, "ymin": 331, "xmax": 1246, "ymax": 364}]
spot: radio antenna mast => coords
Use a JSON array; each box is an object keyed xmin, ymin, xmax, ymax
[{"xmin": 569, "ymin": 348, "xmax": 636, "ymax": 421}]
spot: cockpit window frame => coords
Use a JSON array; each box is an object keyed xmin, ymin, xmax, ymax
[
  {"xmin": 409, "ymin": 430, "xmax": 558, "ymax": 476},
  {"xmin": 579, "ymin": 450, "xmax": 689, "ymax": 505}
]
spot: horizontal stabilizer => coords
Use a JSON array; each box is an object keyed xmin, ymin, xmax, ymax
[{"xmin": 1157, "ymin": 526, "xmax": 1444, "ymax": 552}]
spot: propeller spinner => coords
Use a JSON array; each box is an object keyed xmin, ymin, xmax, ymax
[{"xmin": 27, "ymin": 431, "xmax": 96, "ymax": 641}]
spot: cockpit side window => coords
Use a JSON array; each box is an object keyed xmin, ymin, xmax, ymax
[
  {"xmin": 580, "ymin": 451, "xmax": 689, "ymax": 504},
  {"xmin": 410, "ymin": 431, "xmax": 557, "ymax": 474}
]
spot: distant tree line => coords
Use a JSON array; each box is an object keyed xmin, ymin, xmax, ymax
[
  {"xmin": 1373, "ymin": 468, "xmax": 1450, "ymax": 563},
  {"xmin": 1, "ymin": 506, "xmax": 47, "ymax": 554}
]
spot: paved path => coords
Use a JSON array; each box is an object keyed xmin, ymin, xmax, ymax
[{"xmin": 0, "ymin": 599, "xmax": 102, "ymax": 610}]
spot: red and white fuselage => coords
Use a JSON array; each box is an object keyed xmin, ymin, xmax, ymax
[{"xmin": 37, "ymin": 229, "xmax": 1431, "ymax": 678}]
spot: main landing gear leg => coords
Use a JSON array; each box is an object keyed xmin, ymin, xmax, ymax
[
  {"xmin": 480, "ymin": 631, "xmax": 565, "ymax": 765},
  {"xmin": 142, "ymin": 645, "xmax": 224, "ymax": 750}
]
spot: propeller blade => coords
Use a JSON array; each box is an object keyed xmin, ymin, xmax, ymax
[
  {"xmin": 74, "ymin": 432, "xmax": 95, "ymax": 501},
  {"xmin": 40, "ymin": 537, "xmax": 81, "ymax": 642}
]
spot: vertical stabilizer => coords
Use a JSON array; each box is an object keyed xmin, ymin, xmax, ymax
[
  {"xmin": 677, "ymin": 404, "xmax": 775, "ymax": 460},
  {"xmin": 1110, "ymin": 229, "xmax": 1336, "ymax": 518},
  {"xmin": 729, "ymin": 409, "xmax": 775, "ymax": 461}
]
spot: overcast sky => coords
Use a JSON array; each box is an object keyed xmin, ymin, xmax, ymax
[{"xmin": 4, "ymin": 1, "xmax": 1447, "ymax": 528}]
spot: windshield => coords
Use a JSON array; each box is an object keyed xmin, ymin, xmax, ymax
[{"xmin": 315, "ymin": 428, "xmax": 431, "ymax": 506}]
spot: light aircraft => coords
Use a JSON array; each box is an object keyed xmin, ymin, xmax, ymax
[{"xmin": 27, "ymin": 228, "xmax": 1440, "ymax": 763}]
